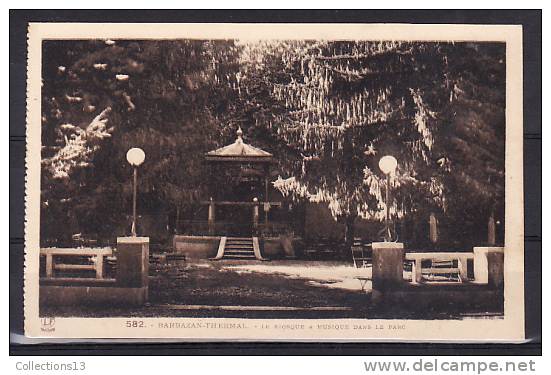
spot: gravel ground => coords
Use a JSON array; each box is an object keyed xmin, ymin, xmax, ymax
[{"xmin": 41, "ymin": 259, "xmax": 503, "ymax": 319}]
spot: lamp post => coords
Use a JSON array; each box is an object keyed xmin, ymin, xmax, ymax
[
  {"xmin": 126, "ymin": 147, "xmax": 145, "ymax": 236},
  {"xmin": 378, "ymin": 155, "xmax": 398, "ymax": 242}
]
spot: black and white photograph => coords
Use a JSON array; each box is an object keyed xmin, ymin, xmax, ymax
[{"xmin": 22, "ymin": 23, "xmax": 525, "ymax": 340}]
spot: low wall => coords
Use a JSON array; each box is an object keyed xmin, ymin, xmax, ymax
[
  {"xmin": 263, "ymin": 237, "xmax": 283, "ymax": 258},
  {"xmin": 173, "ymin": 235, "xmax": 220, "ymax": 259},
  {"xmin": 382, "ymin": 283, "xmax": 503, "ymax": 311},
  {"xmin": 172, "ymin": 235, "xmax": 302, "ymax": 259},
  {"xmin": 40, "ymin": 285, "xmax": 148, "ymax": 306},
  {"xmin": 40, "ymin": 237, "xmax": 150, "ymax": 307},
  {"xmin": 263, "ymin": 236, "xmax": 303, "ymax": 258}
]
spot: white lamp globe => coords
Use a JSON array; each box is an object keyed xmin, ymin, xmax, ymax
[
  {"xmin": 126, "ymin": 147, "xmax": 145, "ymax": 167},
  {"xmin": 379, "ymin": 155, "xmax": 398, "ymax": 175}
]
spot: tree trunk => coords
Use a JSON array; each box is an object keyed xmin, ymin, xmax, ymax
[
  {"xmin": 488, "ymin": 210, "xmax": 496, "ymax": 246},
  {"xmin": 343, "ymin": 214, "xmax": 356, "ymax": 257},
  {"xmin": 175, "ymin": 205, "xmax": 180, "ymax": 234}
]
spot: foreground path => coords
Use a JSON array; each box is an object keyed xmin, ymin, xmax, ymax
[{"xmin": 146, "ymin": 260, "xmax": 372, "ymax": 318}]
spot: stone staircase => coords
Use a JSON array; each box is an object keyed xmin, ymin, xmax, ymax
[
  {"xmin": 223, "ymin": 237, "xmax": 256, "ymax": 259},
  {"xmin": 212, "ymin": 237, "xmax": 267, "ymax": 260}
]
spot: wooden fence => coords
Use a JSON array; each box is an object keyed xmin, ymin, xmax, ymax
[
  {"xmin": 40, "ymin": 247, "xmax": 114, "ymax": 281},
  {"xmin": 405, "ymin": 252, "xmax": 474, "ymax": 283}
]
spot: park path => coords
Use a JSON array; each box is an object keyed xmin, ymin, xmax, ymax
[
  {"xmin": 146, "ymin": 259, "xmax": 372, "ymax": 318},
  {"xmin": 40, "ymin": 259, "xmax": 503, "ymax": 319}
]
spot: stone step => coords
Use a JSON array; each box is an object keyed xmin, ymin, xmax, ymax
[
  {"xmin": 225, "ymin": 251, "xmax": 255, "ymax": 256},
  {"xmin": 223, "ymin": 254, "xmax": 256, "ymax": 259},
  {"xmin": 220, "ymin": 237, "xmax": 257, "ymax": 260}
]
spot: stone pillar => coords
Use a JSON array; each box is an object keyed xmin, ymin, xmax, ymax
[
  {"xmin": 488, "ymin": 214, "xmax": 496, "ymax": 246},
  {"xmin": 252, "ymin": 198, "xmax": 259, "ymax": 233},
  {"xmin": 208, "ymin": 197, "xmax": 215, "ymax": 235},
  {"xmin": 429, "ymin": 212, "xmax": 438, "ymax": 244},
  {"xmin": 117, "ymin": 237, "xmax": 149, "ymax": 303},
  {"xmin": 473, "ymin": 247, "xmax": 489, "ymax": 283},
  {"xmin": 372, "ymin": 242, "xmax": 404, "ymax": 292},
  {"xmin": 487, "ymin": 250, "xmax": 504, "ymax": 288},
  {"xmin": 473, "ymin": 246, "xmax": 504, "ymax": 286}
]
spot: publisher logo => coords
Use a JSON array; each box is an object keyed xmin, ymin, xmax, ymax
[{"xmin": 40, "ymin": 317, "xmax": 55, "ymax": 332}]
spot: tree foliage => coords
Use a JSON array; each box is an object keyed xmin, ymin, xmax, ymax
[
  {"xmin": 41, "ymin": 39, "xmax": 241, "ymax": 240},
  {"xmin": 40, "ymin": 39, "xmax": 505, "ymax": 247},
  {"xmin": 236, "ymin": 41, "xmax": 505, "ymax": 245}
]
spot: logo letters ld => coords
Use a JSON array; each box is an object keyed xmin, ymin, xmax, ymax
[{"xmin": 40, "ymin": 317, "xmax": 56, "ymax": 332}]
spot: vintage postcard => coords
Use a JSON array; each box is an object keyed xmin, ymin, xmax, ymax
[{"xmin": 25, "ymin": 23, "xmax": 524, "ymax": 341}]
